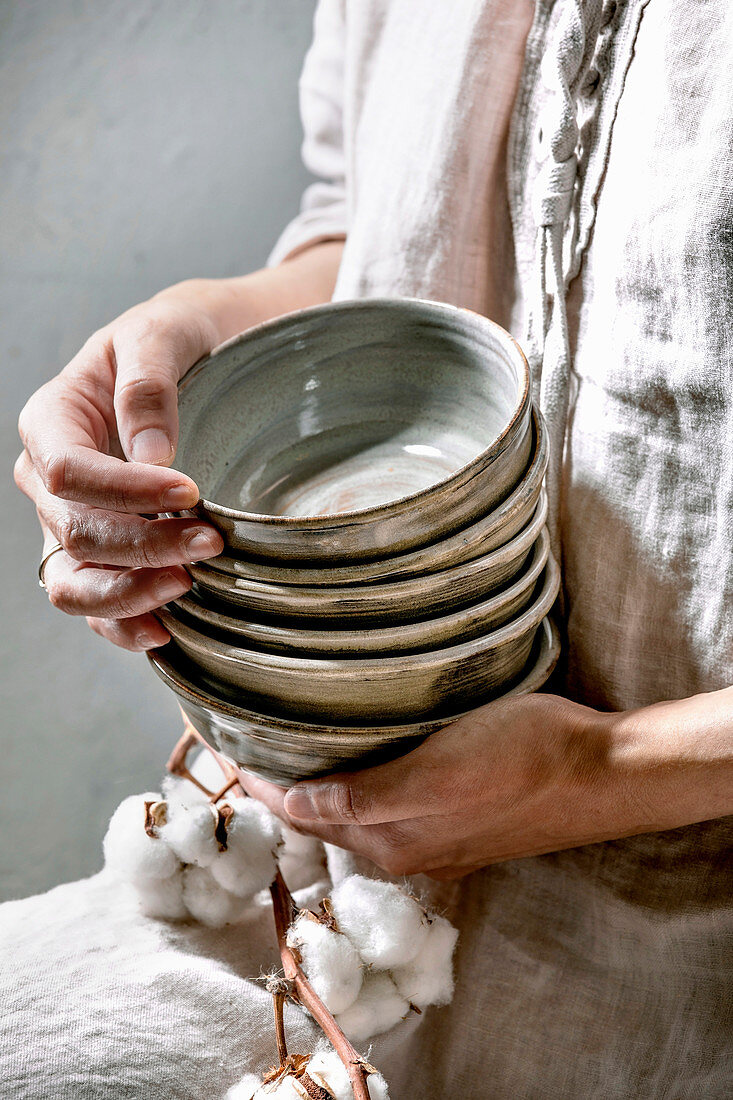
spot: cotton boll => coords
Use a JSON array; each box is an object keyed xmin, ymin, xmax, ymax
[
  {"xmin": 225, "ymin": 1073, "xmax": 262, "ymax": 1099},
  {"xmin": 182, "ymin": 865, "xmax": 250, "ymax": 928},
  {"xmin": 391, "ymin": 914, "xmax": 458, "ymax": 1008},
  {"xmin": 131, "ymin": 868, "xmax": 188, "ymax": 921},
  {"xmin": 160, "ymin": 800, "xmax": 220, "ymax": 868},
  {"xmin": 335, "ymin": 972, "xmax": 410, "ymax": 1042},
  {"xmin": 247, "ymin": 1078, "xmax": 303, "ymax": 1099},
  {"xmin": 307, "ymin": 1049, "xmax": 390, "ymax": 1100},
  {"xmin": 329, "ymin": 876, "xmax": 428, "ymax": 969},
  {"xmin": 280, "ymin": 828, "xmax": 324, "ymax": 862},
  {"xmin": 286, "ymin": 913, "xmax": 363, "ymax": 1014},
  {"xmin": 278, "ymin": 828, "xmax": 325, "ymax": 891},
  {"xmin": 162, "ymin": 774, "xmax": 208, "ymax": 812},
  {"xmin": 103, "ymin": 793, "xmax": 179, "ymax": 881},
  {"xmin": 209, "ymin": 798, "xmax": 280, "ymax": 897}
]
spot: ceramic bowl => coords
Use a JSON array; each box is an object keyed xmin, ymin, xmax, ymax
[
  {"xmin": 170, "ymin": 528, "xmax": 550, "ymax": 658},
  {"xmin": 196, "ymin": 410, "xmax": 548, "ymax": 587},
  {"xmin": 174, "ymin": 298, "xmax": 532, "ymax": 562},
  {"xmin": 148, "ymin": 617, "xmax": 560, "ymax": 784},
  {"xmin": 188, "ymin": 492, "xmax": 548, "ymax": 626},
  {"xmin": 156, "ymin": 552, "xmax": 559, "ymax": 722}
]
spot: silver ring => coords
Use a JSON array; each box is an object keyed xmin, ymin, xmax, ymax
[{"xmin": 38, "ymin": 541, "xmax": 65, "ymax": 589}]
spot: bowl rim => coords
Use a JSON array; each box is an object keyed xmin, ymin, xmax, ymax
[
  {"xmin": 178, "ymin": 297, "xmax": 532, "ymax": 528},
  {"xmin": 198, "ymin": 407, "xmax": 549, "ymax": 585},
  {"xmin": 148, "ymin": 617, "xmax": 560, "ymax": 736},
  {"xmin": 172, "ymin": 526, "xmax": 550, "ymax": 652},
  {"xmin": 191, "ymin": 489, "xmax": 548, "ymax": 607},
  {"xmin": 158, "ymin": 550, "xmax": 560, "ymax": 676}
]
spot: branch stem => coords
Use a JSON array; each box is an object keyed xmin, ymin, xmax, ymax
[
  {"xmin": 273, "ymin": 990, "xmax": 288, "ymax": 1067},
  {"xmin": 270, "ymin": 870, "xmax": 371, "ymax": 1100},
  {"xmin": 168, "ymin": 727, "xmax": 368, "ymax": 1098}
]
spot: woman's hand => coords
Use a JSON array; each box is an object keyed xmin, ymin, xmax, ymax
[
  {"xmin": 15, "ymin": 242, "xmax": 345, "ymax": 651},
  {"xmin": 240, "ymin": 687, "xmax": 733, "ymax": 878},
  {"xmin": 15, "ymin": 292, "xmax": 225, "ymax": 651}
]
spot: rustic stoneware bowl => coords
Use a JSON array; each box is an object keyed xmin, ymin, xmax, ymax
[
  {"xmin": 174, "ymin": 298, "xmax": 532, "ymax": 563},
  {"xmin": 148, "ymin": 617, "xmax": 560, "ymax": 784},
  {"xmin": 197, "ymin": 409, "xmax": 548, "ymax": 587},
  {"xmin": 170, "ymin": 528, "xmax": 550, "ymax": 658},
  {"xmin": 188, "ymin": 492, "xmax": 548, "ymax": 625},
  {"xmin": 156, "ymin": 553, "xmax": 559, "ymax": 722}
]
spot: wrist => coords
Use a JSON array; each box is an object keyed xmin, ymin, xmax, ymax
[
  {"xmin": 153, "ymin": 239, "xmax": 344, "ymax": 346},
  {"xmin": 598, "ymin": 687, "xmax": 733, "ymax": 835}
]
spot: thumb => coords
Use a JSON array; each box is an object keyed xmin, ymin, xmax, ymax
[
  {"xmin": 283, "ymin": 749, "xmax": 426, "ymax": 827},
  {"xmin": 112, "ymin": 305, "xmax": 214, "ymax": 466}
]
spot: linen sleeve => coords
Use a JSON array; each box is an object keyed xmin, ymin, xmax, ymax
[{"xmin": 267, "ymin": 0, "xmax": 348, "ymax": 266}]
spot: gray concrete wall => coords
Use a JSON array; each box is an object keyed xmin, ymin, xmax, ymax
[{"xmin": 0, "ymin": 0, "xmax": 316, "ymax": 901}]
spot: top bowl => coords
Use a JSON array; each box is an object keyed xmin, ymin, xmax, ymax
[{"xmin": 174, "ymin": 298, "xmax": 532, "ymax": 563}]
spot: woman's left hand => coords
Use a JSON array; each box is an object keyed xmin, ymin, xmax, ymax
[{"xmin": 239, "ymin": 688, "xmax": 733, "ymax": 879}]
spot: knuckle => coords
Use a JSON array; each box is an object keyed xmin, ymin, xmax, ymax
[
  {"xmin": 116, "ymin": 311, "xmax": 165, "ymax": 346},
  {"xmin": 86, "ymin": 616, "xmax": 139, "ymax": 651},
  {"xmin": 55, "ymin": 515, "xmax": 88, "ymax": 560},
  {"xmin": 80, "ymin": 330, "xmax": 109, "ymax": 359},
  {"xmin": 17, "ymin": 396, "xmax": 39, "ymax": 445},
  {"xmin": 13, "ymin": 451, "xmax": 30, "ymax": 492},
  {"xmin": 40, "ymin": 451, "xmax": 70, "ymax": 497},
  {"xmin": 326, "ymin": 782, "xmax": 363, "ymax": 824},
  {"xmin": 107, "ymin": 590, "xmax": 139, "ymax": 619},
  {"xmin": 115, "ymin": 371, "xmax": 170, "ymax": 410},
  {"xmin": 46, "ymin": 579, "xmax": 77, "ymax": 614},
  {"xmin": 129, "ymin": 529, "xmax": 168, "ymax": 569}
]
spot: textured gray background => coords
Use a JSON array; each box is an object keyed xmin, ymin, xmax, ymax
[{"xmin": 0, "ymin": 0, "xmax": 316, "ymax": 901}]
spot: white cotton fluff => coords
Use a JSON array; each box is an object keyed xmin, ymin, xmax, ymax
[
  {"xmin": 225, "ymin": 1073, "xmax": 262, "ymax": 1099},
  {"xmin": 306, "ymin": 1049, "xmax": 390, "ymax": 1100},
  {"xmin": 131, "ymin": 867, "xmax": 188, "ymax": 921},
  {"xmin": 246, "ymin": 1077, "xmax": 302, "ymax": 1099},
  {"xmin": 181, "ymin": 865, "xmax": 250, "ymax": 927},
  {"xmin": 160, "ymin": 799, "xmax": 220, "ymax": 868},
  {"xmin": 286, "ymin": 913, "xmax": 363, "ymax": 1015},
  {"xmin": 329, "ymin": 876, "xmax": 429, "ymax": 969},
  {"xmin": 103, "ymin": 793, "xmax": 179, "ymax": 881},
  {"xmin": 335, "ymin": 972, "xmax": 410, "ymax": 1042},
  {"xmin": 209, "ymin": 797, "xmax": 280, "ymax": 897},
  {"xmin": 278, "ymin": 828, "xmax": 325, "ymax": 891},
  {"xmin": 391, "ymin": 913, "xmax": 458, "ymax": 1008},
  {"xmin": 162, "ymin": 773, "xmax": 208, "ymax": 811}
]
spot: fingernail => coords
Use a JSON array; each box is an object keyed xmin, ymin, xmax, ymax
[
  {"xmin": 185, "ymin": 529, "xmax": 222, "ymax": 561},
  {"xmin": 130, "ymin": 428, "xmax": 173, "ymax": 465},
  {"xmin": 137, "ymin": 630, "xmax": 166, "ymax": 650},
  {"xmin": 284, "ymin": 786, "xmax": 318, "ymax": 821},
  {"xmin": 154, "ymin": 570, "xmax": 189, "ymax": 602},
  {"xmin": 163, "ymin": 484, "xmax": 199, "ymax": 511}
]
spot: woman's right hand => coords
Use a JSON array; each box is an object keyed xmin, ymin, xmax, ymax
[{"xmin": 14, "ymin": 292, "xmax": 227, "ymax": 651}]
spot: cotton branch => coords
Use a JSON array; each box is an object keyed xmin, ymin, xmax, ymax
[
  {"xmin": 167, "ymin": 729, "xmax": 372, "ymax": 1100},
  {"xmin": 270, "ymin": 869, "xmax": 372, "ymax": 1100}
]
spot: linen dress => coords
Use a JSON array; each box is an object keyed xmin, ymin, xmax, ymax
[{"xmin": 1, "ymin": 2, "xmax": 731, "ymax": 1097}]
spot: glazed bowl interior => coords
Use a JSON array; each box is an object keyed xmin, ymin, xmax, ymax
[
  {"xmin": 176, "ymin": 298, "xmax": 528, "ymax": 521},
  {"xmin": 197, "ymin": 412, "xmax": 548, "ymax": 588}
]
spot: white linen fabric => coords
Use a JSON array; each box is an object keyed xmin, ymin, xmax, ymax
[{"xmin": 2, "ymin": 1, "xmax": 731, "ymax": 1097}]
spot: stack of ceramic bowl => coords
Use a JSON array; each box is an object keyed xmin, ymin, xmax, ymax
[{"xmin": 149, "ymin": 299, "xmax": 560, "ymax": 784}]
